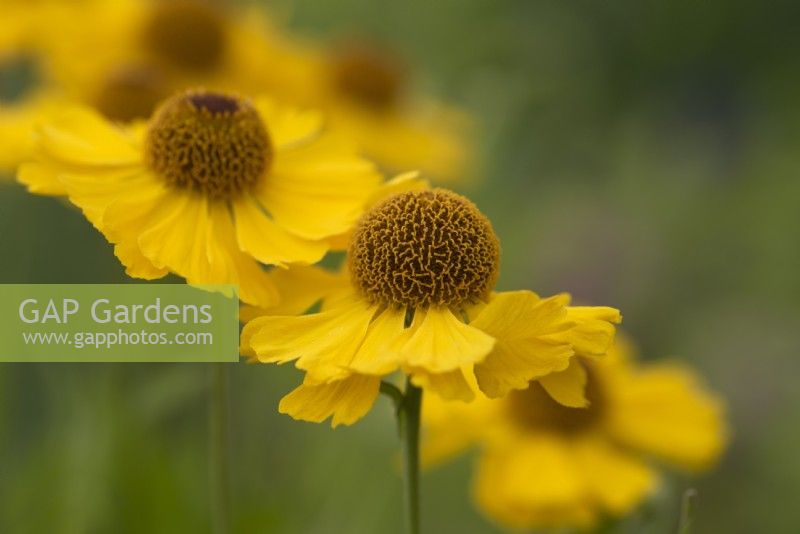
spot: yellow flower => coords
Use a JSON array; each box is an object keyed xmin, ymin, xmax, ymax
[
  {"xmin": 241, "ymin": 184, "xmax": 621, "ymax": 427},
  {"xmin": 18, "ymin": 88, "xmax": 382, "ymax": 307},
  {"xmin": 309, "ymin": 41, "xmax": 473, "ymax": 183},
  {"xmin": 423, "ymin": 336, "xmax": 728, "ymax": 531},
  {"xmin": 39, "ymin": 0, "xmax": 322, "ymax": 123},
  {"xmin": 0, "ymin": 4, "xmax": 63, "ymax": 175}
]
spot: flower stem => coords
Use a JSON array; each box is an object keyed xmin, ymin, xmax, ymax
[
  {"xmin": 399, "ymin": 378, "xmax": 422, "ymax": 534},
  {"xmin": 380, "ymin": 380, "xmax": 405, "ymax": 415},
  {"xmin": 209, "ymin": 363, "xmax": 231, "ymax": 534},
  {"xmin": 678, "ymin": 488, "xmax": 698, "ymax": 534}
]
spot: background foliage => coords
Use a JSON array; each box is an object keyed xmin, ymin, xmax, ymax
[{"xmin": 2, "ymin": 0, "xmax": 799, "ymax": 532}]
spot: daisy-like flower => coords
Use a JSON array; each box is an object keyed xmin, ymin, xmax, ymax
[
  {"xmin": 241, "ymin": 186, "xmax": 621, "ymax": 426},
  {"xmin": 423, "ymin": 336, "xmax": 728, "ymax": 531},
  {"xmin": 18, "ymin": 88, "xmax": 382, "ymax": 307},
  {"xmin": 40, "ymin": 0, "xmax": 321, "ymax": 122},
  {"xmin": 312, "ymin": 41, "xmax": 472, "ymax": 183}
]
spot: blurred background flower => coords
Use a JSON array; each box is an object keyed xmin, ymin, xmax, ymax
[
  {"xmin": 1, "ymin": 0, "xmax": 799, "ymax": 533},
  {"xmin": 423, "ymin": 335, "xmax": 727, "ymax": 531}
]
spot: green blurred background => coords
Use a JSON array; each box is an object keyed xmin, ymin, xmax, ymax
[{"xmin": 2, "ymin": 0, "xmax": 800, "ymax": 532}]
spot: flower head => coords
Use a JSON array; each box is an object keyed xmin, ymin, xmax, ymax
[
  {"xmin": 142, "ymin": 0, "xmax": 228, "ymax": 74},
  {"xmin": 34, "ymin": 0, "xmax": 323, "ymax": 121},
  {"xmin": 145, "ymin": 91, "xmax": 272, "ymax": 198},
  {"xmin": 92, "ymin": 64, "xmax": 169, "ymax": 122},
  {"xmin": 348, "ymin": 189, "xmax": 500, "ymax": 308},
  {"xmin": 423, "ymin": 336, "xmax": 728, "ymax": 530},
  {"xmin": 18, "ymin": 88, "xmax": 382, "ymax": 307},
  {"xmin": 241, "ymin": 182, "xmax": 621, "ymax": 426},
  {"xmin": 305, "ymin": 40, "xmax": 474, "ymax": 183},
  {"xmin": 330, "ymin": 43, "xmax": 406, "ymax": 111}
]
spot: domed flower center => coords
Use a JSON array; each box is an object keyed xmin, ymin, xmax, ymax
[
  {"xmin": 332, "ymin": 45, "xmax": 405, "ymax": 110},
  {"xmin": 348, "ymin": 189, "xmax": 500, "ymax": 309},
  {"xmin": 145, "ymin": 89, "xmax": 272, "ymax": 199},
  {"xmin": 94, "ymin": 65, "xmax": 169, "ymax": 122},
  {"xmin": 142, "ymin": 0, "xmax": 228, "ymax": 73},
  {"xmin": 508, "ymin": 364, "xmax": 605, "ymax": 435}
]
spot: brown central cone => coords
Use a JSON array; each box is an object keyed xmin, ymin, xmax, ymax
[
  {"xmin": 145, "ymin": 89, "xmax": 272, "ymax": 199},
  {"xmin": 142, "ymin": 0, "xmax": 228, "ymax": 73},
  {"xmin": 508, "ymin": 364, "xmax": 606, "ymax": 435},
  {"xmin": 348, "ymin": 189, "xmax": 500, "ymax": 309}
]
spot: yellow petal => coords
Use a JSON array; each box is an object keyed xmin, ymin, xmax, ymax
[
  {"xmin": 401, "ymin": 307, "xmax": 495, "ymax": 373},
  {"xmin": 539, "ymin": 359, "xmax": 589, "ymax": 408},
  {"xmin": 471, "ymin": 291, "xmax": 572, "ymax": 338},
  {"xmin": 62, "ymin": 169, "xmax": 171, "ymax": 281},
  {"xmin": 256, "ymin": 133, "xmax": 381, "ymax": 240},
  {"xmin": 574, "ymin": 438, "xmax": 656, "ymax": 515},
  {"xmin": 365, "ymin": 171, "xmax": 429, "ymax": 207},
  {"xmin": 66, "ymin": 169, "xmax": 160, "ymax": 231},
  {"xmin": 37, "ymin": 106, "xmax": 140, "ymax": 166},
  {"xmin": 570, "ymin": 306, "xmax": 622, "ymax": 323},
  {"xmin": 471, "ymin": 291, "xmax": 574, "ymax": 398},
  {"xmin": 233, "ymin": 196, "xmax": 328, "ymax": 267},
  {"xmin": 421, "ymin": 390, "xmax": 499, "ymax": 467},
  {"xmin": 61, "ymin": 161, "xmax": 280, "ymax": 307},
  {"xmin": 604, "ymin": 331, "xmax": 638, "ymax": 365},
  {"xmin": 0, "ymin": 101, "xmax": 38, "ymax": 173},
  {"xmin": 546, "ymin": 306, "xmax": 622, "ymax": 358},
  {"xmin": 325, "ymin": 231, "xmax": 351, "ymax": 251},
  {"xmin": 246, "ymin": 297, "xmax": 376, "ymax": 382},
  {"xmin": 136, "ymin": 192, "xmax": 210, "ymax": 273},
  {"xmin": 348, "ymin": 307, "xmax": 410, "ymax": 375},
  {"xmin": 332, "ymin": 104, "xmax": 469, "ymax": 183},
  {"xmin": 106, "ymin": 180, "xmax": 278, "ymax": 306},
  {"xmin": 323, "ymin": 171, "xmax": 430, "ymax": 249},
  {"xmin": 254, "ymin": 98, "xmax": 324, "ymax": 149},
  {"xmin": 606, "ymin": 363, "xmax": 728, "ymax": 471},
  {"xmin": 230, "ymin": 259, "xmax": 280, "ymax": 309},
  {"xmin": 113, "ymin": 241, "xmax": 168, "ymax": 279},
  {"xmin": 279, "ymin": 373, "xmax": 380, "ymax": 427},
  {"xmin": 17, "ymin": 160, "xmax": 67, "ymax": 195},
  {"xmin": 207, "ymin": 202, "xmax": 280, "ymax": 308},
  {"xmin": 239, "ymin": 316, "xmax": 259, "ymax": 359},
  {"xmin": 133, "ymin": 192, "xmax": 277, "ymax": 307},
  {"xmin": 240, "ymin": 265, "xmax": 350, "ymax": 319},
  {"xmin": 473, "ymin": 437, "xmax": 594, "ymax": 530},
  {"xmin": 408, "ymin": 366, "xmax": 475, "ymax": 402}
]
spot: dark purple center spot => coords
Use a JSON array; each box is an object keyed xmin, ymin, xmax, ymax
[{"xmin": 189, "ymin": 92, "xmax": 239, "ymax": 114}]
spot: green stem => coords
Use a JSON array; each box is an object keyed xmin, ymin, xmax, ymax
[
  {"xmin": 678, "ymin": 488, "xmax": 698, "ymax": 534},
  {"xmin": 209, "ymin": 363, "xmax": 231, "ymax": 534},
  {"xmin": 399, "ymin": 379, "xmax": 422, "ymax": 534},
  {"xmin": 380, "ymin": 380, "xmax": 405, "ymax": 416}
]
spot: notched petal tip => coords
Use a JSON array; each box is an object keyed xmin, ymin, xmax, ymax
[{"xmin": 278, "ymin": 374, "xmax": 381, "ymax": 427}]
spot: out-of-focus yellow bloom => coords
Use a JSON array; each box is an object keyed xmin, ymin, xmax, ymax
[
  {"xmin": 241, "ymin": 180, "xmax": 621, "ymax": 427},
  {"xmin": 37, "ymin": 0, "xmax": 322, "ymax": 122},
  {"xmin": 18, "ymin": 88, "xmax": 382, "ymax": 307},
  {"xmin": 303, "ymin": 41, "xmax": 473, "ymax": 184},
  {"xmin": 423, "ymin": 336, "xmax": 728, "ymax": 531},
  {"xmin": 0, "ymin": 4, "xmax": 64, "ymax": 175}
]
